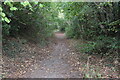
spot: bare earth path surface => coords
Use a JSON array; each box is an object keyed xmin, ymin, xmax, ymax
[{"xmin": 22, "ymin": 32, "xmax": 82, "ymax": 78}]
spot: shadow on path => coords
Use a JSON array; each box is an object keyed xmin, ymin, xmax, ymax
[{"xmin": 22, "ymin": 32, "xmax": 82, "ymax": 78}]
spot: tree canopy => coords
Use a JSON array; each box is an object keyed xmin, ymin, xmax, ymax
[{"xmin": 1, "ymin": 2, "xmax": 120, "ymax": 57}]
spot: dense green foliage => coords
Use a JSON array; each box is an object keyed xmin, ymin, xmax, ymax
[
  {"xmin": 1, "ymin": 2, "xmax": 120, "ymax": 78},
  {"xmin": 61, "ymin": 2, "xmax": 120, "ymax": 57},
  {"xmin": 1, "ymin": 2, "xmax": 120, "ymax": 57},
  {"xmin": 1, "ymin": 2, "xmax": 56, "ymax": 44}
]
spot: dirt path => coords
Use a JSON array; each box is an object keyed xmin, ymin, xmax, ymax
[{"xmin": 22, "ymin": 32, "xmax": 82, "ymax": 78}]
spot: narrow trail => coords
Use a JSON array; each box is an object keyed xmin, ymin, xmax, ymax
[{"xmin": 22, "ymin": 32, "xmax": 82, "ymax": 78}]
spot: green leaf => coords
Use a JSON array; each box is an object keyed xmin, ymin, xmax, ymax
[
  {"xmin": 20, "ymin": 1, "xmax": 30, "ymax": 7},
  {"xmin": 10, "ymin": 7, "xmax": 17, "ymax": 11},
  {"xmin": 85, "ymin": 74, "xmax": 90, "ymax": 78},
  {"xmin": 109, "ymin": 19, "xmax": 120, "ymax": 26},
  {"xmin": 0, "ymin": 7, "xmax": 3, "ymax": 12},
  {"xmin": 0, "ymin": 12, "xmax": 6, "ymax": 17},
  {"xmin": 4, "ymin": 17, "xmax": 10, "ymax": 23},
  {"xmin": 2, "ymin": 17, "xmax": 4, "ymax": 21},
  {"xmin": 4, "ymin": 2, "xmax": 13, "ymax": 7},
  {"xmin": 39, "ymin": 4, "xmax": 44, "ymax": 8},
  {"xmin": 34, "ymin": 2, "xmax": 38, "ymax": 4}
]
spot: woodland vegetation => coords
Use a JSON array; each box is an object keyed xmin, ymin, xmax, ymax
[
  {"xmin": 1, "ymin": 1, "xmax": 120, "ymax": 78},
  {"xmin": 1, "ymin": 2, "xmax": 120, "ymax": 58}
]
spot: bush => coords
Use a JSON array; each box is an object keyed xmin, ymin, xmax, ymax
[
  {"xmin": 2, "ymin": 23, "xmax": 11, "ymax": 36},
  {"xmin": 76, "ymin": 35, "xmax": 119, "ymax": 57},
  {"xmin": 63, "ymin": 2, "xmax": 119, "ymax": 57},
  {"xmin": 2, "ymin": 2, "xmax": 54, "ymax": 44},
  {"xmin": 65, "ymin": 26, "xmax": 75, "ymax": 38}
]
